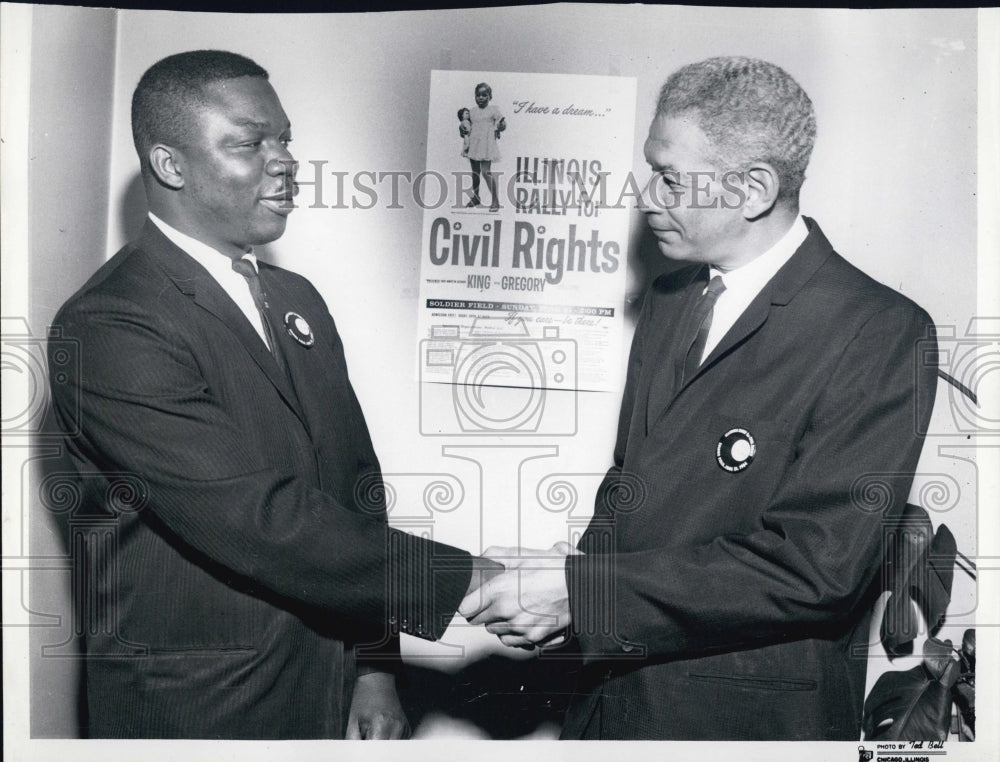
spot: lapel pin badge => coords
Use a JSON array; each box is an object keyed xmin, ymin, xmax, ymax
[
  {"xmin": 283, "ymin": 312, "xmax": 314, "ymax": 347},
  {"xmin": 716, "ymin": 428, "xmax": 756, "ymax": 472}
]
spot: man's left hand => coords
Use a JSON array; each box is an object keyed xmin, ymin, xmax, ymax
[{"xmin": 346, "ymin": 671, "xmax": 410, "ymax": 740}]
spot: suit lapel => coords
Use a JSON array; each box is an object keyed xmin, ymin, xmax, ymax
[
  {"xmin": 647, "ymin": 217, "xmax": 837, "ymax": 426},
  {"xmin": 687, "ymin": 283, "xmax": 772, "ymax": 384},
  {"xmin": 137, "ymin": 222, "xmax": 309, "ymax": 427},
  {"xmin": 642, "ymin": 266, "xmax": 706, "ymax": 433}
]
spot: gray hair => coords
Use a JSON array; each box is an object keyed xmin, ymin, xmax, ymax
[{"xmin": 656, "ymin": 56, "xmax": 816, "ymax": 202}]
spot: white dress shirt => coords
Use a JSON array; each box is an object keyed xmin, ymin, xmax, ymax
[
  {"xmin": 148, "ymin": 213, "xmax": 271, "ymax": 348},
  {"xmin": 700, "ymin": 215, "xmax": 809, "ymax": 363}
]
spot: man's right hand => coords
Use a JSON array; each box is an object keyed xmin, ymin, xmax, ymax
[{"xmin": 464, "ymin": 556, "xmax": 505, "ymax": 599}]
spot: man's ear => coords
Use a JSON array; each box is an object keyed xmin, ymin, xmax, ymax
[
  {"xmin": 742, "ymin": 162, "xmax": 780, "ymax": 220},
  {"xmin": 148, "ymin": 144, "xmax": 185, "ymax": 190}
]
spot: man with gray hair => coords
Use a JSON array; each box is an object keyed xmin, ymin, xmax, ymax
[{"xmin": 462, "ymin": 57, "xmax": 938, "ymax": 740}]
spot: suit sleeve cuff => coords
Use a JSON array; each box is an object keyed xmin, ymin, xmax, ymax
[
  {"xmin": 388, "ymin": 529, "xmax": 473, "ymax": 641},
  {"xmin": 566, "ymin": 548, "xmax": 645, "ymax": 664}
]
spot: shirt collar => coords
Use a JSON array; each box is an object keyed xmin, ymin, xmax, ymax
[
  {"xmin": 148, "ymin": 213, "xmax": 258, "ymax": 274},
  {"xmin": 709, "ymin": 215, "xmax": 808, "ymax": 290}
]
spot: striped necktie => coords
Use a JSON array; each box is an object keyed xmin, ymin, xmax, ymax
[
  {"xmin": 232, "ymin": 257, "xmax": 286, "ymax": 375},
  {"xmin": 680, "ymin": 275, "xmax": 726, "ymax": 386}
]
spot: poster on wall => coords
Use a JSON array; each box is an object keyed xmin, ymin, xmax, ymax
[{"xmin": 417, "ymin": 70, "xmax": 637, "ymax": 436}]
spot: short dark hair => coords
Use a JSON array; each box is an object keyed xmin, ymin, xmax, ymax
[
  {"xmin": 131, "ymin": 50, "xmax": 268, "ymax": 173},
  {"xmin": 657, "ymin": 57, "xmax": 816, "ymax": 202}
]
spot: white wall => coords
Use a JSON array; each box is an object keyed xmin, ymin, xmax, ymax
[{"xmin": 22, "ymin": 3, "xmax": 119, "ymax": 738}]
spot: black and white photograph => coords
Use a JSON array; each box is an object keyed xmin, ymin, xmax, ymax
[{"xmin": 1, "ymin": 3, "xmax": 996, "ymax": 761}]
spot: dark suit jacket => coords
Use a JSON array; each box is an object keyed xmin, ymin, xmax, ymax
[
  {"xmin": 562, "ymin": 219, "xmax": 937, "ymax": 739},
  {"xmin": 49, "ymin": 222, "xmax": 473, "ymax": 738}
]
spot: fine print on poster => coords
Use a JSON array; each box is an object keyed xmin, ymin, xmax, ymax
[{"xmin": 417, "ymin": 70, "xmax": 636, "ymax": 436}]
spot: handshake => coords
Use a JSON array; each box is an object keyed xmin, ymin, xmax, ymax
[{"xmin": 460, "ymin": 542, "xmax": 582, "ymax": 649}]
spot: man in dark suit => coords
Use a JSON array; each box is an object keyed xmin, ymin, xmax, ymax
[
  {"xmin": 461, "ymin": 57, "xmax": 938, "ymax": 739},
  {"xmin": 48, "ymin": 50, "xmax": 494, "ymax": 739}
]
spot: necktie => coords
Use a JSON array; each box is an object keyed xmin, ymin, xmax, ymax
[
  {"xmin": 232, "ymin": 257, "xmax": 286, "ymax": 375},
  {"xmin": 680, "ymin": 275, "xmax": 726, "ymax": 386}
]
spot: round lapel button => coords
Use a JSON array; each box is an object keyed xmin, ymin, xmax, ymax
[
  {"xmin": 283, "ymin": 311, "xmax": 314, "ymax": 347},
  {"xmin": 716, "ymin": 428, "xmax": 756, "ymax": 472}
]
